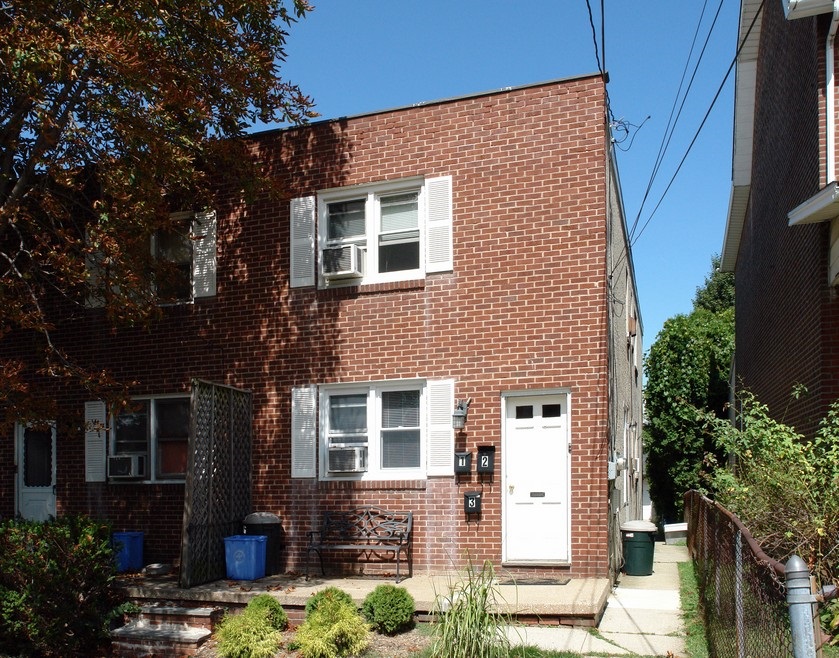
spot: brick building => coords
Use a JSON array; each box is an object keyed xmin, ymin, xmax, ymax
[
  {"xmin": 722, "ymin": 0, "xmax": 839, "ymax": 436},
  {"xmin": 2, "ymin": 75, "xmax": 644, "ymax": 586}
]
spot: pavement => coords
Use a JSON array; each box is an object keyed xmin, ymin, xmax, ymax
[{"xmin": 507, "ymin": 542, "xmax": 690, "ymax": 656}]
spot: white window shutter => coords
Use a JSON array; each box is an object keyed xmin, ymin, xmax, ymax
[
  {"xmin": 425, "ymin": 176, "xmax": 453, "ymax": 273},
  {"xmin": 192, "ymin": 211, "xmax": 217, "ymax": 298},
  {"xmin": 426, "ymin": 379, "xmax": 455, "ymax": 476},
  {"xmin": 291, "ymin": 386, "xmax": 317, "ymax": 478},
  {"xmin": 85, "ymin": 401, "xmax": 107, "ymax": 482},
  {"xmin": 290, "ymin": 196, "xmax": 316, "ymax": 288}
]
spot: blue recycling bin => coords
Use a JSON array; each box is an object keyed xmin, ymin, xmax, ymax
[
  {"xmin": 224, "ymin": 535, "xmax": 267, "ymax": 580},
  {"xmin": 112, "ymin": 531, "xmax": 144, "ymax": 573}
]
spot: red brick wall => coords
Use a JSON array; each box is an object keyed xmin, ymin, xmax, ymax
[
  {"xmin": 735, "ymin": 3, "xmax": 839, "ymax": 437},
  {"xmin": 0, "ymin": 76, "xmax": 612, "ymax": 577}
]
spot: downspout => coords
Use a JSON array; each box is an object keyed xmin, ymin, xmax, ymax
[{"xmin": 827, "ymin": 3, "xmax": 839, "ymax": 184}]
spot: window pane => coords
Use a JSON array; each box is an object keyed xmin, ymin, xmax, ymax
[
  {"xmin": 116, "ymin": 402, "xmax": 149, "ymax": 453},
  {"xmin": 23, "ymin": 428, "xmax": 52, "ymax": 487},
  {"xmin": 382, "ymin": 390, "xmax": 420, "ymax": 427},
  {"xmin": 543, "ymin": 404, "xmax": 562, "ymax": 418},
  {"xmin": 155, "ymin": 226, "xmax": 192, "ymax": 301},
  {"xmin": 327, "ymin": 200, "xmax": 366, "ymax": 240},
  {"xmin": 329, "ymin": 394, "xmax": 368, "ymax": 432},
  {"xmin": 158, "ymin": 440, "xmax": 188, "ymax": 477},
  {"xmin": 156, "ymin": 399, "xmax": 189, "ymax": 438},
  {"xmin": 382, "ymin": 429, "xmax": 421, "ymax": 468},
  {"xmin": 515, "ymin": 405, "xmax": 534, "ymax": 419},
  {"xmin": 380, "ymin": 193, "xmax": 418, "ymax": 232},
  {"xmin": 379, "ymin": 241, "xmax": 419, "ymax": 273}
]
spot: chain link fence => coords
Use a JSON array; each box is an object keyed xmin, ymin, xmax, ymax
[{"xmin": 685, "ymin": 490, "xmax": 798, "ymax": 657}]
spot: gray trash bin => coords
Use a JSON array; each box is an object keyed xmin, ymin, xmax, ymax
[
  {"xmin": 620, "ymin": 520, "xmax": 657, "ymax": 576},
  {"xmin": 243, "ymin": 512, "xmax": 282, "ymax": 576}
]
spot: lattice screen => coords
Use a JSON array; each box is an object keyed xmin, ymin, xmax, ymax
[{"xmin": 179, "ymin": 379, "xmax": 252, "ymax": 588}]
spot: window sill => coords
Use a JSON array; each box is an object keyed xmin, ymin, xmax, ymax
[
  {"xmin": 319, "ymin": 479, "xmax": 427, "ymax": 491},
  {"xmin": 318, "ymin": 278, "xmax": 426, "ymax": 299}
]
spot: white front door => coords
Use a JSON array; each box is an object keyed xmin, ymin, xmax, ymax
[
  {"xmin": 16, "ymin": 424, "xmax": 57, "ymax": 521},
  {"xmin": 502, "ymin": 394, "xmax": 570, "ymax": 563}
]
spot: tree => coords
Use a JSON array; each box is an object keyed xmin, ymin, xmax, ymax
[
  {"xmin": 643, "ymin": 257, "xmax": 734, "ymax": 523},
  {"xmin": 0, "ymin": 0, "xmax": 315, "ymax": 417}
]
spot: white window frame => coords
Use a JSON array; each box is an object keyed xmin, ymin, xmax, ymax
[
  {"xmin": 111, "ymin": 394, "xmax": 190, "ymax": 483},
  {"xmin": 318, "ymin": 381, "xmax": 426, "ymax": 481},
  {"xmin": 317, "ymin": 177, "xmax": 426, "ymax": 286},
  {"xmin": 150, "ymin": 210, "xmax": 217, "ymax": 304}
]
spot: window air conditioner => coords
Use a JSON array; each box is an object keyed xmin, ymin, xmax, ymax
[
  {"xmin": 108, "ymin": 454, "xmax": 148, "ymax": 479},
  {"xmin": 322, "ymin": 244, "xmax": 363, "ymax": 279},
  {"xmin": 328, "ymin": 447, "xmax": 368, "ymax": 473}
]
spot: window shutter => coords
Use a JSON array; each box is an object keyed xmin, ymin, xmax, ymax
[
  {"xmin": 425, "ymin": 176, "xmax": 453, "ymax": 273},
  {"xmin": 291, "ymin": 386, "xmax": 317, "ymax": 478},
  {"xmin": 85, "ymin": 401, "xmax": 107, "ymax": 482},
  {"xmin": 192, "ymin": 211, "xmax": 217, "ymax": 298},
  {"xmin": 426, "ymin": 379, "xmax": 455, "ymax": 476},
  {"xmin": 290, "ymin": 197, "xmax": 316, "ymax": 288}
]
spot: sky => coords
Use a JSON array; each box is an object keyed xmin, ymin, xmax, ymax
[{"xmin": 277, "ymin": 0, "xmax": 741, "ymax": 350}]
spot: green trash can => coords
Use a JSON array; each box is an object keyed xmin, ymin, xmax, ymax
[{"xmin": 621, "ymin": 520, "xmax": 657, "ymax": 576}]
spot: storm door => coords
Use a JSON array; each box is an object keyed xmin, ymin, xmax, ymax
[
  {"xmin": 179, "ymin": 379, "xmax": 252, "ymax": 588},
  {"xmin": 16, "ymin": 424, "xmax": 57, "ymax": 521}
]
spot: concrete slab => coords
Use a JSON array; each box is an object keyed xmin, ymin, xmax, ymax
[
  {"xmin": 598, "ymin": 630, "xmax": 686, "ymax": 656},
  {"xmin": 599, "ymin": 606, "xmax": 684, "ymax": 636}
]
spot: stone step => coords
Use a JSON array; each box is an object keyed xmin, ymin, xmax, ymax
[
  {"xmin": 136, "ymin": 604, "xmax": 222, "ymax": 630},
  {"xmin": 111, "ymin": 604, "xmax": 221, "ymax": 658}
]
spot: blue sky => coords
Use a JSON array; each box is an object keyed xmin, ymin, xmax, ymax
[{"xmin": 279, "ymin": 0, "xmax": 740, "ymax": 350}]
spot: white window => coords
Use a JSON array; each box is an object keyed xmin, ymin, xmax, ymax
[
  {"xmin": 289, "ymin": 379, "xmax": 455, "ymax": 480},
  {"xmin": 152, "ymin": 211, "xmax": 217, "ymax": 303},
  {"xmin": 320, "ymin": 383, "xmax": 423, "ymax": 480},
  {"xmin": 289, "ymin": 176, "xmax": 453, "ymax": 288},
  {"xmin": 111, "ymin": 396, "xmax": 190, "ymax": 482}
]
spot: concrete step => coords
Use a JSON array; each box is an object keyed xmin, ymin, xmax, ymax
[{"xmin": 111, "ymin": 604, "xmax": 221, "ymax": 658}]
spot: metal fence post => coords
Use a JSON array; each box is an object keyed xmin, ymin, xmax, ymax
[{"xmin": 786, "ymin": 554, "xmax": 817, "ymax": 658}]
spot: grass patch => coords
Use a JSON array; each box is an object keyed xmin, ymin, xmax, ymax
[{"xmin": 678, "ymin": 561, "xmax": 709, "ymax": 658}]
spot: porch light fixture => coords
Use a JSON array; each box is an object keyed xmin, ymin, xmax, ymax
[{"xmin": 452, "ymin": 398, "xmax": 472, "ymax": 430}]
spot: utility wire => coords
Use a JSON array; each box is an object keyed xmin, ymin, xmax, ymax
[
  {"xmin": 628, "ymin": 0, "xmax": 715, "ymax": 240},
  {"xmin": 610, "ymin": 0, "xmax": 766, "ymax": 276},
  {"xmin": 630, "ymin": 0, "xmax": 765, "ymax": 247}
]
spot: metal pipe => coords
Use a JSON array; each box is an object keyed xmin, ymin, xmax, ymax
[{"xmin": 785, "ymin": 554, "xmax": 817, "ymax": 658}]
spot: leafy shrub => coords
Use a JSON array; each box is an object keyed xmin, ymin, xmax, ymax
[
  {"xmin": 430, "ymin": 558, "xmax": 512, "ymax": 658},
  {"xmin": 304, "ymin": 585, "xmax": 355, "ymax": 617},
  {"xmin": 246, "ymin": 593, "xmax": 288, "ymax": 631},
  {"xmin": 0, "ymin": 515, "xmax": 128, "ymax": 657},
  {"xmin": 216, "ymin": 606, "xmax": 282, "ymax": 658},
  {"xmin": 361, "ymin": 583, "xmax": 415, "ymax": 635},
  {"xmin": 295, "ymin": 596, "xmax": 370, "ymax": 658},
  {"xmin": 704, "ymin": 391, "xmax": 839, "ymax": 643}
]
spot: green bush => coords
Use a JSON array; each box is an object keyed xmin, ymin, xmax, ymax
[
  {"xmin": 362, "ymin": 583, "xmax": 415, "ymax": 635},
  {"xmin": 0, "ymin": 515, "xmax": 129, "ymax": 657},
  {"xmin": 431, "ymin": 559, "xmax": 512, "ymax": 658},
  {"xmin": 216, "ymin": 606, "xmax": 282, "ymax": 658},
  {"xmin": 304, "ymin": 585, "xmax": 355, "ymax": 618},
  {"xmin": 246, "ymin": 593, "xmax": 288, "ymax": 631},
  {"xmin": 295, "ymin": 596, "xmax": 370, "ymax": 658}
]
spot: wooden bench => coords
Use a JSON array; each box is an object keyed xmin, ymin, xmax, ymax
[{"xmin": 306, "ymin": 506, "xmax": 413, "ymax": 582}]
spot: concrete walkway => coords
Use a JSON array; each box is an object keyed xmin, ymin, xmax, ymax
[{"xmin": 508, "ymin": 542, "xmax": 690, "ymax": 656}]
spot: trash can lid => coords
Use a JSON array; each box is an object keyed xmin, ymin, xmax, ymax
[
  {"xmin": 620, "ymin": 520, "xmax": 657, "ymax": 532},
  {"xmin": 244, "ymin": 512, "xmax": 280, "ymax": 524}
]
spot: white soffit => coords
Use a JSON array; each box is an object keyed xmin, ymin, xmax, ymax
[
  {"xmin": 783, "ymin": 0, "xmax": 836, "ymax": 19},
  {"xmin": 788, "ymin": 181, "xmax": 839, "ymax": 225},
  {"xmin": 721, "ymin": 0, "xmax": 763, "ymax": 273}
]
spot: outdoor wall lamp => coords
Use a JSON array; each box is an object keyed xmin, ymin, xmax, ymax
[{"xmin": 452, "ymin": 398, "xmax": 472, "ymax": 430}]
